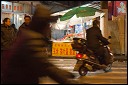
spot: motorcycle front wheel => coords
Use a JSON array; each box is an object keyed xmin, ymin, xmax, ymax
[
  {"xmin": 103, "ymin": 64, "xmax": 112, "ymax": 72},
  {"xmin": 79, "ymin": 66, "xmax": 88, "ymax": 76}
]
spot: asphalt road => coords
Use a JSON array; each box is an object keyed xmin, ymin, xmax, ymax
[{"xmin": 39, "ymin": 58, "xmax": 127, "ymax": 84}]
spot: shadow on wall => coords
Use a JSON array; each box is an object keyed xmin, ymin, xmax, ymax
[{"xmin": 108, "ymin": 20, "xmax": 121, "ymax": 54}]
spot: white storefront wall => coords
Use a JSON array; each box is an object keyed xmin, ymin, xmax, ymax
[
  {"xmin": 1, "ymin": 1, "xmax": 13, "ymax": 24},
  {"xmin": 1, "ymin": 1, "xmax": 39, "ymax": 29}
]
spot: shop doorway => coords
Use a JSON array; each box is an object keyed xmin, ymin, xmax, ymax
[{"xmin": 13, "ymin": 14, "xmax": 24, "ymax": 30}]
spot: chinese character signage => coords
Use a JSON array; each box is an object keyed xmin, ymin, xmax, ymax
[
  {"xmin": 13, "ymin": 3, "xmax": 24, "ymax": 13},
  {"xmin": 1, "ymin": 1, "xmax": 12, "ymax": 12},
  {"xmin": 52, "ymin": 42, "xmax": 76, "ymax": 57}
]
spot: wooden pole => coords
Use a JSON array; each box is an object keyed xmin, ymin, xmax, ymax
[{"xmin": 100, "ymin": 1, "xmax": 109, "ymax": 38}]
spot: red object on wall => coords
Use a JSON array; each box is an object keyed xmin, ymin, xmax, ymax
[
  {"xmin": 69, "ymin": 25, "xmax": 73, "ymax": 28},
  {"xmin": 14, "ymin": 6, "xmax": 16, "ymax": 10},
  {"xmin": 113, "ymin": 1, "xmax": 127, "ymax": 17},
  {"xmin": 6, "ymin": 4, "xmax": 8, "ymax": 9},
  {"xmin": 2, "ymin": 4, "xmax": 4, "ymax": 9},
  {"xmin": 108, "ymin": 1, "xmax": 113, "ymax": 20},
  {"xmin": 20, "ymin": 6, "xmax": 22, "ymax": 11}
]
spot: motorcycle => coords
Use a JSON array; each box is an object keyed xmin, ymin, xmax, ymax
[{"xmin": 71, "ymin": 36, "xmax": 114, "ymax": 76}]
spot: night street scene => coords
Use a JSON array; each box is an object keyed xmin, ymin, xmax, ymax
[{"xmin": 1, "ymin": 1, "xmax": 127, "ymax": 84}]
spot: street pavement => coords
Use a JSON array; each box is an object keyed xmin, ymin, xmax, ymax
[
  {"xmin": 113, "ymin": 54, "xmax": 127, "ymax": 61},
  {"xmin": 39, "ymin": 55, "xmax": 127, "ymax": 84},
  {"xmin": 77, "ymin": 61, "xmax": 127, "ymax": 84}
]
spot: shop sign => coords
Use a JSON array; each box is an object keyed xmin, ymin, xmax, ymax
[
  {"xmin": 13, "ymin": 3, "xmax": 24, "ymax": 13},
  {"xmin": 24, "ymin": 4, "xmax": 31, "ymax": 14},
  {"xmin": 52, "ymin": 42, "xmax": 76, "ymax": 57},
  {"xmin": 113, "ymin": 1, "xmax": 127, "ymax": 16},
  {"xmin": 1, "ymin": 1, "xmax": 12, "ymax": 12},
  {"xmin": 116, "ymin": 1, "xmax": 126, "ymax": 15}
]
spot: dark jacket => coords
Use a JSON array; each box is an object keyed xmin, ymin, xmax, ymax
[
  {"xmin": 11, "ymin": 24, "xmax": 17, "ymax": 33},
  {"xmin": 17, "ymin": 22, "xmax": 30, "ymax": 35},
  {"xmin": 1, "ymin": 29, "xmax": 75, "ymax": 84},
  {"xmin": 86, "ymin": 26, "xmax": 110, "ymax": 51},
  {"xmin": 1, "ymin": 24, "xmax": 16, "ymax": 50},
  {"xmin": 19, "ymin": 22, "xmax": 30, "ymax": 30}
]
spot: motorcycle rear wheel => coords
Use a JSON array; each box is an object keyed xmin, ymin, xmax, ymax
[{"xmin": 79, "ymin": 66, "xmax": 88, "ymax": 76}]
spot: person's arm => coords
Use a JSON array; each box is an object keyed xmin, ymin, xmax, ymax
[
  {"xmin": 97, "ymin": 29, "xmax": 110, "ymax": 45},
  {"xmin": 1, "ymin": 31, "xmax": 5, "ymax": 48},
  {"xmin": 17, "ymin": 23, "xmax": 25, "ymax": 36},
  {"xmin": 1, "ymin": 30, "xmax": 8, "ymax": 50},
  {"xmin": 26, "ymin": 37, "xmax": 75, "ymax": 84}
]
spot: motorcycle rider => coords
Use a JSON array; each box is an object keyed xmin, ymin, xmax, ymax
[{"xmin": 86, "ymin": 19, "xmax": 110, "ymax": 64}]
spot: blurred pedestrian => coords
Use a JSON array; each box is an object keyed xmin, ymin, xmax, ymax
[
  {"xmin": 1, "ymin": 18, "xmax": 16, "ymax": 55},
  {"xmin": 17, "ymin": 15, "xmax": 31, "ymax": 35},
  {"xmin": 1, "ymin": 5, "xmax": 85, "ymax": 84},
  {"xmin": 1, "ymin": 18, "xmax": 17, "ymax": 83}
]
